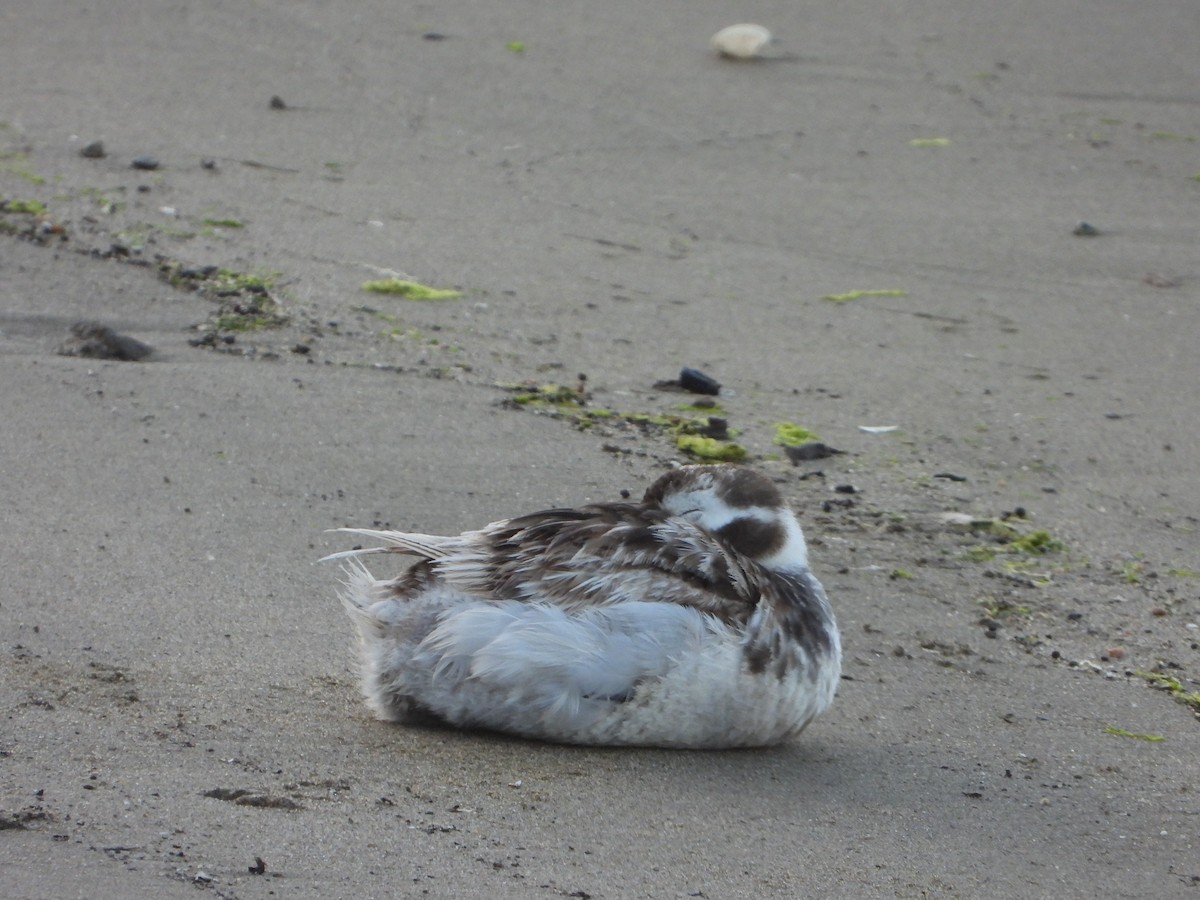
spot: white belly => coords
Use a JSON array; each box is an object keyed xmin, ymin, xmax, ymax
[{"xmin": 344, "ymin": 570, "xmax": 840, "ymax": 748}]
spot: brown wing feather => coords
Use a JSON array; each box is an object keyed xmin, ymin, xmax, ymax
[{"xmin": 423, "ymin": 501, "xmax": 769, "ymax": 624}]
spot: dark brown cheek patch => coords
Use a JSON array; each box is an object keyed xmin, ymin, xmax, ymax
[
  {"xmin": 716, "ymin": 467, "xmax": 782, "ymax": 509},
  {"xmin": 718, "ymin": 517, "xmax": 784, "ymax": 559}
]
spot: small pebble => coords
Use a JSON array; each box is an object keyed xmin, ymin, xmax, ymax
[
  {"xmin": 131, "ymin": 155, "xmax": 160, "ymax": 170},
  {"xmin": 79, "ymin": 140, "xmax": 106, "ymax": 159},
  {"xmin": 57, "ymin": 322, "xmax": 153, "ymax": 361},
  {"xmin": 1142, "ymin": 273, "xmax": 1180, "ymax": 288},
  {"xmin": 678, "ymin": 367, "xmax": 721, "ymax": 396},
  {"xmin": 786, "ymin": 442, "xmax": 843, "ymax": 463},
  {"xmin": 696, "ymin": 416, "xmax": 729, "ymax": 440},
  {"xmin": 1073, "ymin": 221, "xmax": 1100, "ymax": 237},
  {"xmin": 269, "ymin": 95, "xmax": 287, "ymax": 110}
]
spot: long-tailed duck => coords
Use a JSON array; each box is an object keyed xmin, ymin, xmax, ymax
[{"xmin": 326, "ymin": 464, "xmax": 840, "ymax": 748}]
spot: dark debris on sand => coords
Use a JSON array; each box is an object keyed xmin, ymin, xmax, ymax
[{"xmin": 56, "ymin": 321, "xmax": 153, "ymax": 361}]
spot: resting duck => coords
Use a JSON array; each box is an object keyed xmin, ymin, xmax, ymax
[{"xmin": 326, "ymin": 464, "xmax": 840, "ymax": 748}]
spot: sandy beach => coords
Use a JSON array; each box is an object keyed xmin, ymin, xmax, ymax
[{"xmin": 2, "ymin": 2, "xmax": 1198, "ymax": 897}]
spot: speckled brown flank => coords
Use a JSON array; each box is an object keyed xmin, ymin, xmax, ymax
[
  {"xmin": 775, "ymin": 570, "xmax": 837, "ymax": 657},
  {"xmin": 739, "ymin": 569, "xmax": 836, "ymax": 676}
]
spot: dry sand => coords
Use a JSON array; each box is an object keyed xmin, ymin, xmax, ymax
[{"xmin": 2, "ymin": 2, "xmax": 1198, "ymax": 897}]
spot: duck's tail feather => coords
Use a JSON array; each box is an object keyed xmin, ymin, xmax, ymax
[{"xmin": 320, "ymin": 527, "xmax": 454, "ymax": 563}]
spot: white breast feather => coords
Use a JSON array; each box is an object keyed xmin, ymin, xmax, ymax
[{"xmin": 423, "ymin": 601, "xmax": 718, "ymax": 719}]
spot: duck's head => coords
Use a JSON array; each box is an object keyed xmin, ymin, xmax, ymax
[{"xmin": 642, "ymin": 465, "xmax": 810, "ymax": 571}]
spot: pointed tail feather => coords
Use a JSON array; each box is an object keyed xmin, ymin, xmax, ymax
[
  {"xmin": 322, "ymin": 527, "xmax": 455, "ymax": 562},
  {"xmin": 320, "ymin": 545, "xmax": 394, "ymax": 563}
]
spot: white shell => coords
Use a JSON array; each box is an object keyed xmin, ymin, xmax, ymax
[{"xmin": 711, "ymin": 23, "xmax": 772, "ymax": 59}]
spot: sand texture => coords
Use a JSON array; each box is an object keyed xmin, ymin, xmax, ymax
[{"xmin": 2, "ymin": 2, "xmax": 1198, "ymax": 897}]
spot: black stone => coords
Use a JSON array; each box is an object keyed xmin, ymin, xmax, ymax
[{"xmin": 679, "ymin": 367, "xmax": 721, "ymax": 395}]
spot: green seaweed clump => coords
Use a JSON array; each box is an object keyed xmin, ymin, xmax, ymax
[
  {"xmin": 1103, "ymin": 726, "xmax": 1165, "ymax": 742},
  {"xmin": 822, "ymin": 289, "xmax": 907, "ymax": 303},
  {"xmin": 498, "ymin": 380, "xmax": 744, "ymax": 453},
  {"xmin": 774, "ymin": 422, "xmax": 822, "ymax": 447},
  {"xmin": 362, "ymin": 279, "xmax": 462, "ymax": 300},
  {"xmin": 159, "ymin": 261, "xmax": 288, "ymax": 333},
  {"xmin": 0, "ymin": 198, "xmax": 47, "ymax": 215},
  {"xmin": 676, "ymin": 434, "xmax": 747, "ymax": 461},
  {"xmin": 1007, "ymin": 530, "xmax": 1064, "ymax": 555},
  {"xmin": 1138, "ymin": 672, "xmax": 1200, "ymax": 716},
  {"xmin": 961, "ymin": 523, "xmax": 1065, "ymax": 565},
  {"xmin": 510, "ymin": 383, "xmax": 585, "ymax": 409},
  {"xmin": 497, "ymin": 380, "xmax": 590, "ymax": 417},
  {"xmin": 979, "ymin": 597, "xmax": 1031, "ymax": 620}
]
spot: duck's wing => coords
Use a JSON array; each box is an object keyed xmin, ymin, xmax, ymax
[
  {"xmin": 325, "ymin": 503, "xmax": 764, "ymax": 621},
  {"xmin": 429, "ymin": 503, "xmax": 763, "ymax": 623}
]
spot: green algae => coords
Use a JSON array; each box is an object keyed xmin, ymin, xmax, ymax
[
  {"xmin": 362, "ymin": 278, "xmax": 462, "ymax": 300},
  {"xmin": 676, "ymin": 434, "xmax": 748, "ymax": 461},
  {"xmin": 822, "ymin": 289, "xmax": 908, "ymax": 303},
  {"xmin": 1104, "ymin": 726, "xmax": 1165, "ymax": 742},
  {"xmin": 774, "ymin": 422, "xmax": 822, "ymax": 447},
  {"xmin": 0, "ymin": 198, "xmax": 46, "ymax": 214}
]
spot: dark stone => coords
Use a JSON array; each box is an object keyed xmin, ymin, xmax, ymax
[
  {"xmin": 678, "ymin": 367, "xmax": 721, "ymax": 395},
  {"xmin": 786, "ymin": 442, "xmax": 843, "ymax": 463},
  {"xmin": 57, "ymin": 322, "xmax": 152, "ymax": 361}
]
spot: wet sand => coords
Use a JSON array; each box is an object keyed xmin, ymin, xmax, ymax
[{"xmin": 2, "ymin": 2, "xmax": 1198, "ymax": 897}]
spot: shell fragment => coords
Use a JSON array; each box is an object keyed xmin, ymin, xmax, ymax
[{"xmin": 711, "ymin": 23, "xmax": 772, "ymax": 60}]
